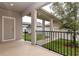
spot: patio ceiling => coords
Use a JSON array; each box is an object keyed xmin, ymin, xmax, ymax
[
  {"xmin": 0, "ymin": 2, "xmax": 60, "ymax": 23},
  {"xmin": 0, "ymin": 2, "xmax": 49, "ymax": 13},
  {"xmin": 37, "ymin": 9, "xmax": 59, "ymax": 21}
]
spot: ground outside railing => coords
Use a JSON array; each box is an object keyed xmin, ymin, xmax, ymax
[{"xmin": 36, "ymin": 31, "xmax": 79, "ymax": 56}]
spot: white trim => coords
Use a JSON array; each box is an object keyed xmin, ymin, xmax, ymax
[
  {"xmin": 13, "ymin": 17, "xmax": 16, "ymax": 41},
  {"xmin": 2, "ymin": 16, "xmax": 4, "ymax": 41},
  {"xmin": 2, "ymin": 16, "xmax": 16, "ymax": 42}
]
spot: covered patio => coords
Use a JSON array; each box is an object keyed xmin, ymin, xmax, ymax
[
  {"xmin": 0, "ymin": 2, "xmax": 62, "ymax": 56},
  {"xmin": 0, "ymin": 2, "xmax": 56, "ymax": 44}
]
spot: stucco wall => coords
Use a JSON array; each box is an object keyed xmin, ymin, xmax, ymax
[{"xmin": 0, "ymin": 8, "xmax": 22, "ymax": 42}]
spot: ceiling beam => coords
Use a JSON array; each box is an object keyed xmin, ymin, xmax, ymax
[{"xmin": 22, "ymin": 2, "xmax": 50, "ymax": 16}]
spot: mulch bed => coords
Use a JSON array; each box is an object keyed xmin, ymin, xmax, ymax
[{"xmin": 64, "ymin": 43, "xmax": 79, "ymax": 48}]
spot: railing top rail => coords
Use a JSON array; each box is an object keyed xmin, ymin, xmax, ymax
[{"xmin": 36, "ymin": 30, "xmax": 79, "ymax": 34}]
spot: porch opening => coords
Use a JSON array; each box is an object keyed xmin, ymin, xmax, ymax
[
  {"xmin": 22, "ymin": 16, "xmax": 31, "ymax": 41},
  {"xmin": 22, "ymin": 16, "xmax": 50, "ymax": 42}
]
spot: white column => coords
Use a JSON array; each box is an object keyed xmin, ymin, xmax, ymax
[
  {"xmin": 42, "ymin": 20, "xmax": 45, "ymax": 40},
  {"xmin": 42, "ymin": 20, "xmax": 45, "ymax": 31},
  {"xmin": 31, "ymin": 9, "xmax": 37, "ymax": 45},
  {"xmin": 50, "ymin": 19, "xmax": 53, "ymax": 31}
]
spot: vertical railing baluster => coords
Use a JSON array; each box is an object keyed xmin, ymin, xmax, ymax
[
  {"xmin": 73, "ymin": 31, "xmax": 76, "ymax": 56},
  {"xmin": 67, "ymin": 32, "xmax": 68, "ymax": 56},
  {"xmin": 54, "ymin": 31, "xmax": 56, "ymax": 51},
  {"xmin": 63, "ymin": 32, "xmax": 65, "ymax": 55},
  {"xmin": 53, "ymin": 32, "xmax": 55, "ymax": 50},
  {"xmin": 47, "ymin": 31, "xmax": 49, "ymax": 49},
  {"xmin": 49, "ymin": 31, "xmax": 51, "ymax": 50},
  {"xmin": 59, "ymin": 32, "xmax": 60, "ymax": 53},
  {"xmin": 48, "ymin": 31, "xmax": 50, "ymax": 49},
  {"xmin": 75, "ymin": 34, "xmax": 76, "ymax": 56},
  {"xmin": 60, "ymin": 32, "xmax": 62, "ymax": 54},
  {"xmin": 56, "ymin": 31, "xmax": 58, "ymax": 52},
  {"xmin": 50, "ymin": 31, "xmax": 52, "ymax": 50},
  {"xmin": 77, "ymin": 32, "xmax": 78, "ymax": 56},
  {"xmin": 78, "ymin": 32, "xmax": 79, "ymax": 56},
  {"xmin": 52, "ymin": 31, "xmax": 54, "ymax": 50},
  {"xmin": 46, "ymin": 31, "xmax": 48, "ymax": 48},
  {"xmin": 61, "ymin": 32, "xmax": 63, "ymax": 54},
  {"xmin": 58, "ymin": 32, "xmax": 59, "ymax": 53},
  {"xmin": 71, "ymin": 32, "xmax": 72, "ymax": 56},
  {"xmin": 50, "ymin": 31, "xmax": 51, "ymax": 50}
]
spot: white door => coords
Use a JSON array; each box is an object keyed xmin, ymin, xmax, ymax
[{"xmin": 2, "ymin": 16, "xmax": 16, "ymax": 41}]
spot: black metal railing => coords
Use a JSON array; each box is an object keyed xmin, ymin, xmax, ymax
[{"xmin": 36, "ymin": 31, "xmax": 79, "ymax": 56}]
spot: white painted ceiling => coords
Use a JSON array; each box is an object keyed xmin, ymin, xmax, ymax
[{"xmin": 0, "ymin": 2, "xmax": 48, "ymax": 12}]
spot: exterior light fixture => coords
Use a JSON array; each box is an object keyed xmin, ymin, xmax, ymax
[{"xmin": 10, "ymin": 3, "xmax": 14, "ymax": 6}]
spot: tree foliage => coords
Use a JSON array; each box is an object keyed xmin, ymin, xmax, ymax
[
  {"xmin": 51, "ymin": 2, "xmax": 79, "ymax": 46},
  {"xmin": 51, "ymin": 2, "xmax": 79, "ymax": 31}
]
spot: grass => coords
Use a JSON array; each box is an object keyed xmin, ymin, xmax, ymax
[
  {"xmin": 23, "ymin": 33, "xmax": 31, "ymax": 41},
  {"xmin": 42, "ymin": 39, "xmax": 79, "ymax": 56},
  {"xmin": 23, "ymin": 33, "xmax": 44, "ymax": 41}
]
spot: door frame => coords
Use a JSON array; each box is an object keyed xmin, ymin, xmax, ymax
[{"xmin": 2, "ymin": 16, "xmax": 16, "ymax": 42}]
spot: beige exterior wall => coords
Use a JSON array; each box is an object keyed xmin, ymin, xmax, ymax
[{"xmin": 0, "ymin": 8, "xmax": 22, "ymax": 42}]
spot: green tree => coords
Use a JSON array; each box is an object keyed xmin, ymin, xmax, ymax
[{"xmin": 51, "ymin": 2, "xmax": 79, "ymax": 47}]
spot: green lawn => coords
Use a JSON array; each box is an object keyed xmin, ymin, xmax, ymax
[
  {"xmin": 23, "ymin": 33, "xmax": 44, "ymax": 41},
  {"xmin": 42, "ymin": 39, "xmax": 79, "ymax": 56}
]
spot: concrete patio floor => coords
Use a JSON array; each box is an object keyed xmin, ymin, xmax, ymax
[{"xmin": 0, "ymin": 40, "xmax": 62, "ymax": 56}]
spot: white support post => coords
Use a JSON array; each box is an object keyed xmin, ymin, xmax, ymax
[
  {"xmin": 31, "ymin": 9, "xmax": 37, "ymax": 45},
  {"xmin": 42, "ymin": 20, "xmax": 45, "ymax": 31},
  {"xmin": 42, "ymin": 20, "xmax": 45, "ymax": 40},
  {"xmin": 50, "ymin": 19, "xmax": 53, "ymax": 31}
]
